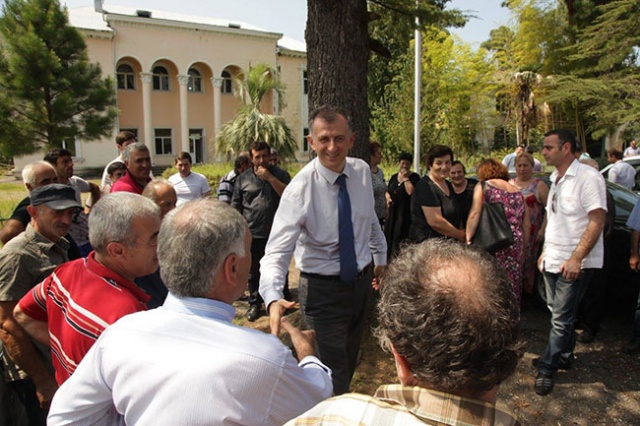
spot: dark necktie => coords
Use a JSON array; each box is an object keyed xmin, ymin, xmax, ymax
[{"xmin": 337, "ymin": 174, "xmax": 358, "ymax": 283}]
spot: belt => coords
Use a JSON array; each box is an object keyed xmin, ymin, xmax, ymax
[{"xmin": 300, "ymin": 263, "xmax": 370, "ymax": 281}]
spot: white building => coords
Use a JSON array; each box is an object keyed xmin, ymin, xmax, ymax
[{"xmin": 14, "ymin": 3, "xmax": 309, "ymax": 172}]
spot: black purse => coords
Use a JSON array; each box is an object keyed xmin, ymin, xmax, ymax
[{"xmin": 472, "ymin": 182, "xmax": 514, "ymax": 253}]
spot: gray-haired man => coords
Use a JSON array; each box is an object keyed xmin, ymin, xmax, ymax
[{"xmin": 48, "ymin": 199, "xmax": 332, "ymax": 425}]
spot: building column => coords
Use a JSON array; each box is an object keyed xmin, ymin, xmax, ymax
[
  {"xmin": 177, "ymin": 74, "xmax": 190, "ymax": 154},
  {"xmin": 140, "ymin": 72, "xmax": 154, "ymax": 164},
  {"xmin": 212, "ymin": 77, "xmax": 223, "ymax": 157}
]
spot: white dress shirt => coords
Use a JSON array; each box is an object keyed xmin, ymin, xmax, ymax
[
  {"xmin": 48, "ymin": 293, "xmax": 332, "ymax": 426},
  {"xmin": 168, "ymin": 171, "xmax": 211, "ymax": 206},
  {"xmin": 544, "ymin": 160, "xmax": 607, "ymax": 273},
  {"xmin": 259, "ymin": 157, "xmax": 387, "ymax": 308},
  {"xmin": 608, "ymin": 160, "xmax": 636, "ymax": 190}
]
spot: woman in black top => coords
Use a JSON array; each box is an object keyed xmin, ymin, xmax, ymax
[
  {"xmin": 409, "ymin": 145, "xmax": 464, "ymax": 243},
  {"xmin": 385, "ymin": 152, "xmax": 420, "ymax": 259}
]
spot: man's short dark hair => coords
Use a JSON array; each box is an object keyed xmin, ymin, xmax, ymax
[
  {"xmin": 249, "ymin": 141, "xmax": 270, "ymax": 156},
  {"xmin": 608, "ymin": 148, "xmax": 623, "ymax": 160},
  {"xmin": 234, "ymin": 155, "xmax": 249, "ymax": 172},
  {"xmin": 376, "ymin": 239, "xmax": 524, "ymax": 395},
  {"xmin": 399, "ymin": 152, "xmax": 413, "ymax": 163},
  {"xmin": 545, "ymin": 129, "xmax": 578, "ymax": 154},
  {"xmin": 425, "ymin": 145, "xmax": 454, "ymax": 168},
  {"xmin": 308, "ymin": 105, "xmax": 352, "ymax": 133},
  {"xmin": 116, "ymin": 131, "xmax": 137, "ymax": 146},
  {"xmin": 175, "ymin": 152, "xmax": 192, "ymax": 164},
  {"xmin": 451, "ymin": 160, "xmax": 466, "ymax": 174},
  {"xmin": 44, "ymin": 147, "xmax": 72, "ymax": 166},
  {"xmin": 107, "ymin": 161, "xmax": 126, "ymax": 176}
]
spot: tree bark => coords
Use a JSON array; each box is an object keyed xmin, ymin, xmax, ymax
[{"xmin": 306, "ymin": 0, "xmax": 370, "ymax": 162}]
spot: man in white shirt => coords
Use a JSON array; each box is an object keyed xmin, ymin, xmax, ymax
[
  {"xmin": 534, "ymin": 129, "xmax": 606, "ymax": 396},
  {"xmin": 624, "ymin": 140, "xmax": 640, "ymax": 158},
  {"xmin": 260, "ymin": 106, "xmax": 387, "ymax": 395},
  {"xmin": 607, "ymin": 148, "xmax": 636, "ymax": 190},
  {"xmin": 47, "ymin": 199, "xmax": 332, "ymax": 426},
  {"xmin": 502, "ymin": 145, "xmax": 524, "ymax": 172},
  {"xmin": 168, "ymin": 151, "xmax": 211, "ymax": 206}
]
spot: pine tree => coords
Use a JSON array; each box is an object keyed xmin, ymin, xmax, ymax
[{"xmin": 0, "ymin": 0, "xmax": 117, "ymax": 157}]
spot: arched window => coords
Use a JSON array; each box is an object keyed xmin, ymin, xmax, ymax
[
  {"xmin": 153, "ymin": 66, "xmax": 170, "ymax": 91},
  {"xmin": 117, "ymin": 64, "xmax": 135, "ymax": 90},
  {"xmin": 221, "ymin": 70, "xmax": 233, "ymax": 94},
  {"xmin": 188, "ymin": 68, "xmax": 202, "ymax": 93}
]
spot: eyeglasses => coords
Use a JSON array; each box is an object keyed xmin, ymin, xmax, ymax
[{"xmin": 551, "ymin": 192, "xmax": 557, "ymax": 214}]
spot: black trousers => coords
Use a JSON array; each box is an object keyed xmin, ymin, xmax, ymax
[
  {"xmin": 298, "ymin": 266, "xmax": 373, "ymax": 395},
  {"xmin": 248, "ymin": 237, "xmax": 290, "ymax": 307}
]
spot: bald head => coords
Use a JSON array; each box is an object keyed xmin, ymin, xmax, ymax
[
  {"xmin": 377, "ymin": 239, "xmax": 523, "ymax": 397},
  {"xmin": 142, "ymin": 179, "xmax": 177, "ymax": 219}
]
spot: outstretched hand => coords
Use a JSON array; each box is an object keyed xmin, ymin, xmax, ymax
[
  {"xmin": 280, "ymin": 316, "xmax": 317, "ymax": 361},
  {"xmin": 268, "ymin": 299, "xmax": 296, "ymax": 336}
]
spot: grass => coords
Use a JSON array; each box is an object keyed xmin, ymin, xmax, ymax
[{"xmin": 0, "ymin": 181, "xmax": 27, "ymax": 222}]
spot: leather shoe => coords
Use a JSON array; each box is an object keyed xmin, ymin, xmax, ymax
[
  {"xmin": 622, "ymin": 339, "xmax": 640, "ymax": 355},
  {"xmin": 532, "ymin": 357, "xmax": 573, "ymax": 371},
  {"xmin": 534, "ymin": 372, "xmax": 554, "ymax": 396},
  {"xmin": 577, "ymin": 330, "xmax": 596, "ymax": 344},
  {"xmin": 246, "ymin": 305, "xmax": 261, "ymax": 322}
]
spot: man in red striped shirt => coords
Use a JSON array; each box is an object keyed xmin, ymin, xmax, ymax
[{"xmin": 13, "ymin": 192, "xmax": 161, "ymax": 385}]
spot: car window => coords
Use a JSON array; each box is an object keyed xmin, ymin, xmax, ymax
[{"xmin": 608, "ymin": 184, "xmax": 639, "ymax": 222}]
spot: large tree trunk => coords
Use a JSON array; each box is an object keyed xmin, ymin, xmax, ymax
[{"xmin": 306, "ymin": 0, "xmax": 370, "ymax": 162}]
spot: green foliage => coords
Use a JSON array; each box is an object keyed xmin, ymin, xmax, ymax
[
  {"xmin": 0, "ymin": 0, "xmax": 117, "ymax": 157},
  {"xmin": 371, "ymin": 27, "xmax": 499, "ymax": 161},
  {"xmin": 161, "ymin": 162, "xmax": 305, "ymax": 193},
  {"xmin": 216, "ymin": 64, "xmax": 298, "ymax": 160}
]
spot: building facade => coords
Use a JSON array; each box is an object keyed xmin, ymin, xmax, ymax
[{"xmin": 14, "ymin": 4, "xmax": 308, "ymax": 172}]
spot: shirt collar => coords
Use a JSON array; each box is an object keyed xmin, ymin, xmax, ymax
[
  {"xmin": 374, "ymin": 384, "xmax": 520, "ymax": 426},
  {"xmin": 550, "ymin": 158, "xmax": 580, "ymax": 185},
  {"xmin": 162, "ymin": 292, "xmax": 236, "ymax": 322},
  {"xmin": 314, "ymin": 157, "xmax": 353, "ymax": 185}
]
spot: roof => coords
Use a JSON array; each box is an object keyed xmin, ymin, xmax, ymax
[{"xmin": 67, "ymin": 5, "xmax": 306, "ymax": 53}]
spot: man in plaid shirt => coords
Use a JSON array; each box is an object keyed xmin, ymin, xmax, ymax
[{"xmin": 287, "ymin": 239, "xmax": 523, "ymax": 426}]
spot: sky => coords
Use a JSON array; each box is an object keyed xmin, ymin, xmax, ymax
[{"xmin": 40, "ymin": 0, "xmax": 510, "ymax": 47}]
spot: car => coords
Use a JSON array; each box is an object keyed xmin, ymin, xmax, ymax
[{"xmin": 600, "ymin": 154, "xmax": 640, "ymax": 191}]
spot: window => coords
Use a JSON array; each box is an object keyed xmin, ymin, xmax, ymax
[
  {"xmin": 154, "ymin": 128, "xmax": 173, "ymax": 155},
  {"xmin": 117, "ymin": 64, "xmax": 136, "ymax": 90},
  {"xmin": 221, "ymin": 70, "xmax": 232, "ymax": 94},
  {"xmin": 188, "ymin": 68, "xmax": 202, "ymax": 93},
  {"xmin": 303, "ymin": 127, "xmax": 309, "ymax": 152},
  {"xmin": 58, "ymin": 138, "xmax": 77, "ymax": 157},
  {"xmin": 153, "ymin": 66, "xmax": 170, "ymax": 91},
  {"xmin": 303, "ymin": 70, "xmax": 308, "ymax": 95}
]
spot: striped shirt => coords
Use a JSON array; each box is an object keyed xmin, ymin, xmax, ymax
[
  {"xmin": 287, "ymin": 384, "xmax": 520, "ymax": 426},
  {"xmin": 17, "ymin": 252, "xmax": 149, "ymax": 384}
]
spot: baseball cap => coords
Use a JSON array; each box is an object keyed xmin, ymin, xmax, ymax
[{"xmin": 30, "ymin": 184, "xmax": 82, "ymax": 210}]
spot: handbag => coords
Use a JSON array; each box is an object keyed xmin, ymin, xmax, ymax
[{"xmin": 472, "ymin": 182, "xmax": 514, "ymax": 253}]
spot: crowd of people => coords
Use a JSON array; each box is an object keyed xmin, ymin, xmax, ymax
[{"xmin": 0, "ymin": 106, "xmax": 638, "ymax": 424}]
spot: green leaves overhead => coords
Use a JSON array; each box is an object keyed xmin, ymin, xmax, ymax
[{"xmin": 0, "ymin": 0, "xmax": 117, "ymax": 157}]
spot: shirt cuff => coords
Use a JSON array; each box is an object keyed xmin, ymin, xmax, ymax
[
  {"xmin": 372, "ymin": 253, "xmax": 387, "ymax": 267},
  {"xmin": 298, "ymin": 355, "xmax": 332, "ymax": 376}
]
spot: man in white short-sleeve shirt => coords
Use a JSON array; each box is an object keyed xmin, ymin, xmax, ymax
[
  {"xmin": 534, "ymin": 129, "xmax": 606, "ymax": 397},
  {"xmin": 168, "ymin": 152, "xmax": 211, "ymax": 206}
]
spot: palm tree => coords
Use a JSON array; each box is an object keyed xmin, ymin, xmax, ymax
[{"xmin": 216, "ymin": 64, "xmax": 298, "ymax": 160}]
